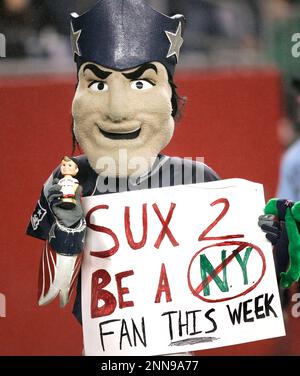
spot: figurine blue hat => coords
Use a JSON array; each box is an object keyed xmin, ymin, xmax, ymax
[{"xmin": 70, "ymin": 0, "xmax": 185, "ymax": 76}]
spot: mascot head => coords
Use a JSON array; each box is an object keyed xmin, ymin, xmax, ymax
[{"xmin": 71, "ymin": 0, "xmax": 185, "ymax": 177}]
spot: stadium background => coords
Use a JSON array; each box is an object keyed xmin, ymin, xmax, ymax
[{"xmin": 0, "ymin": 0, "xmax": 299, "ymax": 355}]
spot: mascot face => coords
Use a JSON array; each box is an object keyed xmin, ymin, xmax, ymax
[{"xmin": 72, "ymin": 61, "xmax": 174, "ymax": 177}]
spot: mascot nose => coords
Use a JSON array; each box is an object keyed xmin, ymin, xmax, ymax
[{"xmin": 107, "ymin": 85, "xmax": 130, "ymax": 123}]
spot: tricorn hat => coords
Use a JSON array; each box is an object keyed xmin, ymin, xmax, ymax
[{"xmin": 70, "ymin": 0, "xmax": 185, "ymax": 76}]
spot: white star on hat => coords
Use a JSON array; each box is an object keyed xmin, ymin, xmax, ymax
[
  {"xmin": 70, "ymin": 22, "xmax": 82, "ymax": 58},
  {"xmin": 165, "ymin": 22, "xmax": 184, "ymax": 62}
]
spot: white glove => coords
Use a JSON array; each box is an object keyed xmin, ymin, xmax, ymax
[{"xmin": 38, "ymin": 241, "xmax": 82, "ymax": 307}]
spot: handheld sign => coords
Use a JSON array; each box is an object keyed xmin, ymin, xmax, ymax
[{"xmin": 81, "ymin": 179, "xmax": 285, "ymax": 356}]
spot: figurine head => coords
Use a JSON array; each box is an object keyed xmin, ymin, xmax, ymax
[
  {"xmin": 60, "ymin": 156, "xmax": 79, "ymax": 177},
  {"xmin": 70, "ymin": 0, "xmax": 186, "ymax": 177}
]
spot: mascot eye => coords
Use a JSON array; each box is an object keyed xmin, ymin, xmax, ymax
[
  {"xmin": 89, "ymin": 81, "xmax": 108, "ymax": 92},
  {"xmin": 130, "ymin": 80, "xmax": 154, "ymax": 90}
]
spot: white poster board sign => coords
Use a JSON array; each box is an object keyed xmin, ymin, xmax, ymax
[{"xmin": 81, "ymin": 179, "xmax": 285, "ymax": 356}]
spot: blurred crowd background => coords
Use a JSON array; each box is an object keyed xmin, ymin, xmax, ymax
[
  {"xmin": 2, "ymin": 0, "xmax": 300, "ymax": 175},
  {"xmin": 1, "ymin": 0, "xmax": 300, "ymax": 78}
]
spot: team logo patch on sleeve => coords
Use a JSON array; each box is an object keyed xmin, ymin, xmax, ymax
[{"xmin": 31, "ymin": 201, "xmax": 47, "ymax": 230}]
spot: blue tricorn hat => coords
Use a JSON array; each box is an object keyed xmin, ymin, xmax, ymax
[{"xmin": 70, "ymin": 0, "xmax": 185, "ymax": 76}]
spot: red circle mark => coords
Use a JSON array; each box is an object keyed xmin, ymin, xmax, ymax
[{"xmin": 187, "ymin": 241, "xmax": 266, "ymax": 303}]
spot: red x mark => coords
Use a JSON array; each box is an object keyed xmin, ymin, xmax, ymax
[{"xmin": 153, "ymin": 203, "xmax": 179, "ymax": 249}]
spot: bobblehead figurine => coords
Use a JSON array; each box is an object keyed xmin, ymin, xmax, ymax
[
  {"xmin": 26, "ymin": 0, "xmax": 283, "ymax": 355},
  {"xmin": 58, "ymin": 156, "xmax": 79, "ymax": 209}
]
